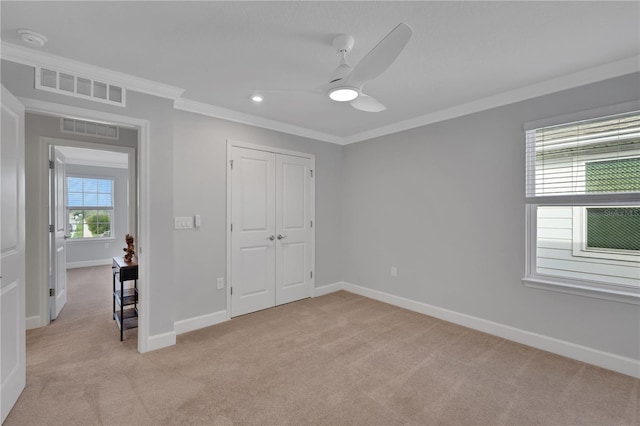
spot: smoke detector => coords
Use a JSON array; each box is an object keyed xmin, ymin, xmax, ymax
[{"xmin": 18, "ymin": 29, "xmax": 48, "ymax": 47}]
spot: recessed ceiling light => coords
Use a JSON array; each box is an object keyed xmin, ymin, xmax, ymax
[
  {"xmin": 251, "ymin": 94, "xmax": 264, "ymax": 103},
  {"xmin": 18, "ymin": 29, "xmax": 48, "ymax": 47},
  {"xmin": 328, "ymin": 87, "xmax": 359, "ymax": 102}
]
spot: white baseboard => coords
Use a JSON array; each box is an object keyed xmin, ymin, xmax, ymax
[
  {"xmin": 26, "ymin": 315, "xmax": 42, "ymax": 330},
  {"xmin": 342, "ymin": 282, "xmax": 640, "ymax": 379},
  {"xmin": 174, "ymin": 310, "xmax": 229, "ymax": 335},
  {"xmin": 66, "ymin": 258, "xmax": 112, "ymax": 269},
  {"xmin": 313, "ymin": 282, "xmax": 344, "ymax": 297},
  {"xmin": 144, "ymin": 331, "xmax": 176, "ymax": 352}
]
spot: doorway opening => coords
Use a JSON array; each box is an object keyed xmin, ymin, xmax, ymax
[
  {"xmin": 47, "ymin": 142, "xmax": 136, "ymax": 327},
  {"xmin": 20, "ymin": 103, "xmax": 150, "ymax": 353}
]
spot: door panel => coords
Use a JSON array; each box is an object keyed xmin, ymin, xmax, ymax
[
  {"xmin": 276, "ymin": 154, "xmax": 312, "ymax": 305},
  {"xmin": 231, "ymin": 147, "xmax": 276, "ymax": 317},
  {"xmin": 49, "ymin": 147, "xmax": 67, "ymax": 319},
  {"xmin": 282, "ymin": 242, "xmax": 306, "ymax": 288},
  {"xmin": 1, "ymin": 85, "xmax": 26, "ymax": 423},
  {"xmin": 242, "ymin": 158, "xmax": 270, "ymax": 231},
  {"xmin": 282, "ymin": 163, "xmax": 305, "ymax": 229},
  {"xmin": 239, "ymin": 246, "xmax": 270, "ymax": 295}
]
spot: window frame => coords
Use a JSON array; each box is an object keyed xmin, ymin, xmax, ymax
[
  {"xmin": 523, "ymin": 102, "xmax": 640, "ymax": 305},
  {"xmin": 65, "ymin": 175, "xmax": 115, "ymax": 242}
]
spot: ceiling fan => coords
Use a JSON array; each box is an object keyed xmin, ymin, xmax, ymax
[
  {"xmin": 256, "ymin": 23, "xmax": 413, "ymax": 112},
  {"xmin": 325, "ymin": 23, "xmax": 413, "ymax": 112}
]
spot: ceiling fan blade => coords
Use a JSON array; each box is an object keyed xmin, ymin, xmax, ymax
[
  {"xmin": 351, "ymin": 94, "xmax": 386, "ymax": 112},
  {"xmin": 348, "ymin": 23, "xmax": 413, "ymax": 85}
]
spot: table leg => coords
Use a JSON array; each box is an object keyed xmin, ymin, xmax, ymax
[
  {"xmin": 112, "ymin": 268, "xmax": 116, "ymax": 320},
  {"xmin": 120, "ymin": 277, "xmax": 124, "ymax": 341}
]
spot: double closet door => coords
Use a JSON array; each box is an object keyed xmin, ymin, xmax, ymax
[{"xmin": 230, "ymin": 146, "xmax": 314, "ymax": 317}]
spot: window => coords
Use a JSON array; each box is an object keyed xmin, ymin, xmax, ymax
[
  {"xmin": 66, "ymin": 177, "xmax": 114, "ymax": 239},
  {"xmin": 524, "ymin": 110, "xmax": 640, "ymax": 303}
]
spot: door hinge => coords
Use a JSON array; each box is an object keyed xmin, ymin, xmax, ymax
[
  {"xmin": 310, "ymin": 220, "xmax": 313, "ymax": 228},
  {"xmin": 310, "ymin": 170, "xmax": 313, "ymax": 178},
  {"xmin": 310, "ymin": 271, "xmax": 313, "ymax": 279},
  {"xmin": 49, "ymin": 224, "xmax": 54, "ymax": 232},
  {"xmin": 49, "ymin": 160, "xmax": 54, "ymax": 169},
  {"xmin": 230, "ymin": 287, "xmax": 233, "ymax": 295},
  {"xmin": 230, "ymin": 160, "xmax": 234, "ymax": 169},
  {"xmin": 49, "ymin": 288, "xmax": 55, "ymax": 297},
  {"xmin": 230, "ymin": 224, "xmax": 233, "ymax": 232}
]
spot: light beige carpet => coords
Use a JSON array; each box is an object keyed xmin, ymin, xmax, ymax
[{"xmin": 5, "ymin": 266, "xmax": 639, "ymax": 425}]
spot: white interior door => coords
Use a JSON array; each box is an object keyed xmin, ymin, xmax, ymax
[
  {"xmin": 1, "ymin": 85, "xmax": 26, "ymax": 423},
  {"xmin": 275, "ymin": 154, "xmax": 313, "ymax": 305},
  {"xmin": 49, "ymin": 147, "xmax": 67, "ymax": 320},
  {"xmin": 230, "ymin": 147, "xmax": 276, "ymax": 317},
  {"xmin": 230, "ymin": 145, "xmax": 314, "ymax": 317}
]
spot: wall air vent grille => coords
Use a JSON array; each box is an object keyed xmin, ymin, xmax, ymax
[
  {"xmin": 61, "ymin": 118, "xmax": 119, "ymax": 140},
  {"xmin": 36, "ymin": 67, "xmax": 126, "ymax": 107}
]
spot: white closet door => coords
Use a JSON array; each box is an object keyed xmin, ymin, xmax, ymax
[
  {"xmin": 230, "ymin": 147, "xmax": 276, "ymax": 317},
  {"xmin": 275, "ymin": 154, "xmax": 312, "ymax": 305}
]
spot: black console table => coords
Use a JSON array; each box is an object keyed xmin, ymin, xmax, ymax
[{"xmin": 112, "ymin": 256, "xmax": 138, "ymax": 341}]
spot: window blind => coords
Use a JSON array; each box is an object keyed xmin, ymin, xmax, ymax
[
  {"xmin": 525, "ymin": 111, "xmax": 640, "ymax": 203},
  {"xmin": 67, "ymin": 177, "xmax": 113, "ymax": 208}
]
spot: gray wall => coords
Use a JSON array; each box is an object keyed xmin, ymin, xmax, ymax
[
  {"xmin": 341, "ymin": 72, "xmax": 640, "ymax": 360},
  {"xmin": 3, "ymin": 60, "xmax": 175, "ymax": 336},
  {"xmin": 172, "ymin": 110, "xmax": 344, "ymax": 321},
  {"xmin": 65, "ymin": 164, "xmax": 130, "ymax": 265}
]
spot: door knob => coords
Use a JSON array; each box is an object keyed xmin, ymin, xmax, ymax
[
  {"xmin": 268, "ymin": 235, "xmax": 275, "ymax": 241},
  {"xmin": 277, "ymin": 234, "xmax": 287, "ymax": 240},
  {"xmin": 63, "ymin": 235, "xmax": 71, "ymax": 240}
]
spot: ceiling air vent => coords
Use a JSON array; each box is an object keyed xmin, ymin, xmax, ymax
[
  {"xmin": 61, "ymin": 118, "xmax": 119, "ymax": 140},
  {"xmin": 36, "ymin": 67, "xmax": 126, "ymax": 107}
]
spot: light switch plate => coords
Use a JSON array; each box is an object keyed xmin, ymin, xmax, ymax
[
  {"xmin": 175, "ymin": 216, "xmax": 193, "ymax": 229},
  {"xmin": 216, "ymin": 277, "xmax": 224, "ymax": 290}
]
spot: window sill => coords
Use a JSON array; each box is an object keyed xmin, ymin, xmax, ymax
[{"xmin": 522, "ymin": 277, "xmax": 639, "ymax": 305}]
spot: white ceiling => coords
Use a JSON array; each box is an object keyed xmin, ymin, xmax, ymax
[
  {"xmin": 56, "ymin": 146, "xmax": 129, "ymax": 169},
  {"xmin": 2, "ymin": 1, "xmax": 639, "ymax": 143}
]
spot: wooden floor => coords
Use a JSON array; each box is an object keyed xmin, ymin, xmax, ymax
[{"xmin": 5, "ymin": 266, "xmax": 639, "ymax": 425}]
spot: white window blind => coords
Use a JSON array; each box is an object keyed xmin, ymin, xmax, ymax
[{"xmin": 526, "ymin": 111, "xmax": 640, "ymax": 205}]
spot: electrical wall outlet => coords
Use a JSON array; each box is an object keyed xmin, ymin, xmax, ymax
[
  {"xmin": 104, "ymin": 242, "xmax": 110, "ymax": 249},
  {"xmin": 391, "ymin": 266, "xmax": 397, "ymax": 277},
  {"xmin": 216, "ymin": 277, "xmax": 224, "ymax": 290},
  {"xmin": 194, "ymin": 214, "xmax": 201, "ymax": 228}
]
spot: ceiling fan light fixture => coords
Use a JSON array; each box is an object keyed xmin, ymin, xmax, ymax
[{"xmin": 328, "ymin": 87, "xmax": 359, "ymax": 102}]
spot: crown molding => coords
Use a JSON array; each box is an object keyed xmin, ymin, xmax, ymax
[
  {"xmin": 174, "ymin": 98, "xmax": 344, "ymax": 145},
  {"xmin": 1, "ymin": 42, "xmax": 184, "ymax": 100},
  {"xmin": 341, "ymin": 55, "xmax": 640, "ymax": 145}
]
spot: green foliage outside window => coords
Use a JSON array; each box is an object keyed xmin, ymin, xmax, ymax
[
  {"xmin": 86, "ymin": 213, "xmax": 111, "ymax": 237},
  {"xmin": 68, "ymin": 209, "xmax": 111, "ymax": 238}
]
